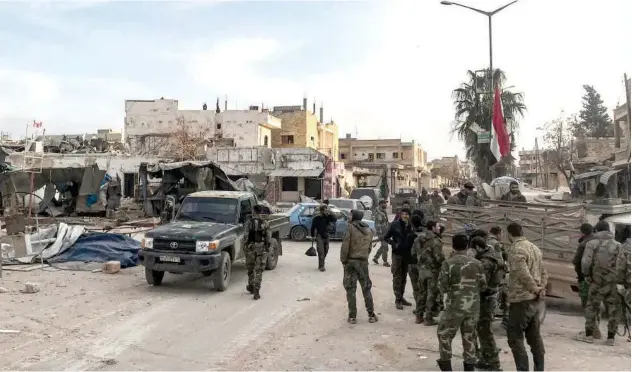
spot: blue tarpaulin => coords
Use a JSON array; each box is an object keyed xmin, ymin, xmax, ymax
[{"xmin": 49, "ymin": 232, "xmax": 140, "ymax": 268}]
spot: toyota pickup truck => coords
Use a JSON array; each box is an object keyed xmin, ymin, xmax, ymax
[{"xmin": 138, "ymin": 190, "xmax": 290, "ymax": 291}]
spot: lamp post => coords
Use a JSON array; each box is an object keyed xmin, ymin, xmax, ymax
[{"xmin": 440, "ymin": 0, "xmax": 518, "ymax": 91}]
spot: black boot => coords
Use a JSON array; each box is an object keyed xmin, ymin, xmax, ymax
[
  {"xmin": 395, "ymin": 300, "xmax": 404, "ymax": 310},
  {"xmin": 437, "ymin": 359, "xmax": 452, "ymax": 371},
  {"xmin": 253, "ymin": 289, "xmax": 260, "ymax": 300},
  {"xmin": 401, "ymin": 298, "xmax": 413, "ymax": 306},
  {"xmin": 463, "ymin": 362, "xmax": 475, "ymax": 371},
  {"xmin": 246, "ymin": 284, "xmax": 253, "ymax": 294}
]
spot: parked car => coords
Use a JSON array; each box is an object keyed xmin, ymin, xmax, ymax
[
  {"xmin": 327, "ymin": 198, "xmax": 373, "ymax": 220},
  {"xmin": 287, "ymin": 202, "xmax": 377, "ymax": 241}
]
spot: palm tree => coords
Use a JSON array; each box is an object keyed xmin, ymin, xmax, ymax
[{"xmin": 451, "ymin": 69, "xmax": 526, "ymax": 183}]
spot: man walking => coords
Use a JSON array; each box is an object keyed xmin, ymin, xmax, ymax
[
  {"xmin": 417, "ymin": 220, "xmax": 445, "ymax": 326},
  {"xmin": 471, "ymin": 236, "xmax": 505, "ymax": 370},
  {"xmin": 436, "ymin": 233, "xmax": 487, "ymax": 372},
  {"xmin": 311, "ymin": 204, "xmax": 337, "ymax": 272},
  {"xmin": 372, "ymin": 200, "xmax": 391, "ymax": 267},
  {"xmin": 384, "ymin": 207, "xmax": 414, "ymax": 310},
  {"xmin": 245, "ymin": 205, "xmax": 269, "ymax": 300},
  {"xmin": 340, "ymin": 210, "xmax": 379, "ymax": 324},
  {"xmin": 505, "ymin": 222, "xmax": 547, "ymax": 371},
  {"xmin": 579, "ymin": 220, "xmax": 622, "ymax": 346}
]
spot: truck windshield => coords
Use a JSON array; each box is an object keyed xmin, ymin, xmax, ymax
[{"xmin": 176, "ymin": 197, "xmax": 238, "ymax": 223}]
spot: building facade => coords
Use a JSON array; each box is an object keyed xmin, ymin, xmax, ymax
[
  {"xmin": 518, "ymin": 148, "xmax": 568, "ymax": 189},
  {"xmin": 337, "ymin": 135, "xmax": 429, "ymax": 195},
  {"xmin": 124, "ymin": 98, "xmax": 282, "ymax": 156}
]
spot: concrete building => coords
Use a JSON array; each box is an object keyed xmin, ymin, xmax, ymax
[
  {"xmin": 337, "ymin": 135, "xmax": 429, "ymax": 195},
  {"xmin": 518, "ymin": 148, "xmax": 568, "ymax": 189},
  {"xmin": 206, "ymin": 146, "xmax": 344, "ymax": 203},
  {"xmin": 124, "ymin": 98, "xmax": 282, "ymax": 156}
]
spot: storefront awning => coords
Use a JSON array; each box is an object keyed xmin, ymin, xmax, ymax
[
  {"xmin": 575, "ymin": 169, "xmax": 606, "ymax": 180},
  {"xmin": 269, "ymin": 168, "xmax": 324, "ymax": 178},
  {"xmin": 599, "ymin": 169, "xmax": 622, "ymax": 185}
]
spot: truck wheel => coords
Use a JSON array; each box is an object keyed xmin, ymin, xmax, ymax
[
  {"xmin": 145, "ymin": 268, "xmax": 165, "ymax": 286},
  {"xmin": 290, "ymin": 226, "xmax": 307, "ymax": 241},
  {"xmin": 213, "ymin": 251, "xmax": 231, "ymax": 292},
  {"xmin": 266, "ymin": 238, "xmax": 279, "ymax": 270}
]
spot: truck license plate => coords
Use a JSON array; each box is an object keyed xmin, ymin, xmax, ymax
[{"xmin": 159, "ymin": 256, "xmax": 181, "ymax": 263}]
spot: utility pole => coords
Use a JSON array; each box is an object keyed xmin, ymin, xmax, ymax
[{"xmin": 534, "ymin": 138, "xmax": 540, "ymax": 188}]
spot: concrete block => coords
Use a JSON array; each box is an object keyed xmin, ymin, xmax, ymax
[
  {"xmin": 103, "ymin": 261, "xmax": 121, "ymax": 274},
  {"xmin": 23, "ymin": 282, "xmax": 40, "ymax": 294}
]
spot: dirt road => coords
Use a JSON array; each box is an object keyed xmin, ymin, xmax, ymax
[{"xmin": 1, "ymin": 240, "xmax": 629, "ymax": 371}]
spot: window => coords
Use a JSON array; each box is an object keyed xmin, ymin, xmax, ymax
[
  {"xmin": 216, "ymin": 123, "xmax": 222, "ymax": 130},
  {"xmin": 264, "ymin": 135, "xmax": 269, "ymax": 146},
  {"xmin": 340, "ymin": 153, "xmax": 346, "ymax": 160},
  {"xmin": 240, "ymin": 199, "xmax": 252, "ymax": 216},
  {"xmin": 392, "ymin": 152, "xmax": 398, "ymax": 159},
  {"xmin": 281, "ymin": 177, "xmax": 298, "ymax": 191},
  {"xmin": 368, "ymin": 153, "xmax": 375, "ymax": 161},
  {"xmin": 400, "ymin": 152, "xmax": 404, "ymax": 159},
  {"xmin": 281, "ymin": 135, "xmax": 295, "ymax": 144},
  {"xmin": 376, "ymin": 153, "xmax": 385, "ymax": 159},
  {"xmin": 301, "ymin": 206, "xmax": 315, "ymax": 216}
]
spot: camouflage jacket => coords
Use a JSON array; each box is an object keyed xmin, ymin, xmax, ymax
[
  {"xmin": 487, "ymin": 235, "xmax": 507, "ymax": 261},
  {"xmin": 415, "ymin": 232, "xmax": 445, "ymax": 273},
  {"xmin": 476, "ymin": 246, "xmax": 505, "ymax": 295},
  {"xmin": 340, "ymin": 220, "xmax": 374, "ymax": 264},
  {"xmin": 373, "ymin": 209, "xmax": 389, "ymax": 237},
  {"xmin": 582, "ymin": 231, "xmax": 621, "ymax": 285},
  {"xmin": 419, "ymin": 200, "xmax": 436, "ymax": 223},
  {"xmin": 616, "ymin": 238, "xmax": 631, "ymax": 288},
  {"xmin": 506, "ymin": 237, "xmax": 548, "ymax": 303},
  {"xmin": 438, "ymin": 251, "xmax": 487, "ymax": 316}
]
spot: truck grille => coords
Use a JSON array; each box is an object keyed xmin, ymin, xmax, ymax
[{"xmin": 154, "ymin": 238, "xmax": 196, "ymax": 252}]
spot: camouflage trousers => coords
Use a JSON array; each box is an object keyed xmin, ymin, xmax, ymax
[
  {"xmin": 419, "ymin": 268, "xmax": 441, "ymax": 316},
  {"xmin": 585, "ymin": 282, "xmax": 620, "ymax": 336},
  {"xmin": 316, "ymin": 235, "xmax": 330, "ymax": 269},
  {"xmin": 408, "ymin": 265, "xmax": 423, "ymax": 315},
  {"xmin": 477, "ymin": 294, "xmax": 500, "ymax": 367},
  {"xmin": 343, "ymin": 259, "xmax": 374, "ymax": 317},
  {"xmin": 245, "ymin": 243, "xmax": 268, "ymax": 291},
  {"xmin": 373, "ymin": 239, "xmax": 389, "ymax": 263},
  {"xmin": 391, "ymin": 254, "xmax": 409, "ymax": 301},
  {"xmin": 437, "ymin": 311, "xmax": 478, "ymax": 363}
]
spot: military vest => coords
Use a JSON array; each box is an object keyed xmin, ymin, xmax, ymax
[{"xmin": 248, "ymin": 216, "xmax": 267, "ymax": 243}]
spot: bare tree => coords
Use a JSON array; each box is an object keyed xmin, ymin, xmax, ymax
[
  {"xmin": 542, "ymin": 113, "xmax": 576, "ymax": 188},
  {"xmin": 164, "ymin": 116, "xmax": 211, "ymax": 161}
]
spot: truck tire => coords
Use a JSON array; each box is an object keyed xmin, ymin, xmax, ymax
[
  {"xmin": 266, "ymin": 238, "xmax": 279, "ymax": 270},
  {"xmin": 145, "ymin": 268, "xmax": 165, "ymax": 286},
  {"xmin": 290, "ymin": 226, "xmax": 307, "ymax": 241},
  {"xmin": 213, "ymin": 251, "xmax": 231, "ymax": 292}
]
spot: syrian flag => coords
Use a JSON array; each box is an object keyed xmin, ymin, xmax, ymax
[{"xmin": 490, "ymin": 85, "xmax": 510, "ymax": 163}]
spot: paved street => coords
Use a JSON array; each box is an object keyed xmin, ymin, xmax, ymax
[{"xmin": 1, "ymin": 240, "xmax": 630, "ymax": 371}]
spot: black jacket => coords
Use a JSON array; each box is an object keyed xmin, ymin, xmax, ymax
[
  {"xmin": 573, "ymin": 234, "xmax": 596, "ymax": 281},
  {"xmin": 311, "ymin": 213, "xmax": 337, "ymax": 238},
  {"xmin": 384, "ymin": 220, "xmax": 416, "ymax": 263}
]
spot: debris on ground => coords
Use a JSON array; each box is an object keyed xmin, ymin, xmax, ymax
[
  {"xmin": 103, "ymin": 261, "xmax": 121, "ymax": 274},
  {"xmin": 0, "ymin": 287, "xmax": 8, "ymax": 293},
  {"xmin": 0, "ymin": 329, "xmax": 21, "ymax": 334},
  {"xmin": 22, "ymin": 282, "xmax": 40, "ymax": 293},
  {"xmin": 297, "ymin": 297, "xmax": 311, "ymax": 302}
]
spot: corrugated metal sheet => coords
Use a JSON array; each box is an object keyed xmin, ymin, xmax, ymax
[
  {"xmin": 269, "ymin": 168, "xmax": 324, "ymax": 177},
  {"xmin": 599, "ymin": 169, "xmax": 622, "ymax": 184},
  {"xmin": 575, "ymin": 169, "xmax": 605, "ymax": 180}
]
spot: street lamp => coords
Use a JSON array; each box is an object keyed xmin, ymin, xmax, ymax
[{"xmin": 441, "ymin": 0, "xmax": 518, "ymax": 91}]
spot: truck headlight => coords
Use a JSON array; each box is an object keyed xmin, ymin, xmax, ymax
[
  {"xmin": 196, "ymin": 240, "xmax": 219, "ymax": 252},
  {"xmin": 142, "ymin": 238, "xmax": 153, "ymax": 249}
]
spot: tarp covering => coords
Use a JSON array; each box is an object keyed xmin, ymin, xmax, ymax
[{"xmin": 48, "ymin": 232, "xmax": 140, "ymax": 268}]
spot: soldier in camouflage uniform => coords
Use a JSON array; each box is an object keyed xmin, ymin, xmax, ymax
[
  {"xmin": 372, "ymin": 200, "xmax": 391, "ymax": 267},
  {"xmin": 436, "ymin": 233, "xmax": 487, "ymax": 372},
  {"xmin": 579, "ymin": 220, "xmax": 622, "ymax": 345},
  {"xmin": 489, "ymin": 226, "xmax": 510, "ymax": 328},
  {"xmin": 506, "ymin": 222, "xmax": 547, "ymax": 371},
  {"xmin": 615, "ymin": 226, "xmax": 630, "ymax": 342},
  {"xmin": 341, "ymin": 209, "xmax": 378, "ymax": 324},
  {"xmin": 409, "ymin": 213, "xmax": 426, "ymax": 323},
  {"xmin": 245, "ymin": 205, "xmax": 269, "ymax": 300},
  {"xmin": 416, "ymin": 220, "xmax": 445, "ymax": 326},
  {"xmin": 471, "ymin": 236, "xmax": 506, "ymax": 370}
]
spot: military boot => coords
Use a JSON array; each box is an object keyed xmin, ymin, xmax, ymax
[
  {"xmin": 401, "ymin": 298, "xmax": 413, "ymax": 306},
  {"xmin": 605, "ymin": 331, "xmax": 616, "ymax": 346},
  {"xmin": 395, "ymin": 300, "xmax": 404, "ymax": 310},
  {"xmin": 348, "ymin": 315, "xmax": 357, "ymax": 324},
  {"xmin": 415, "ymin": 314, "xmax": 424, "ymax": 324},
  {"xmin": 372, "ymin": 257, "xmax": 379, "ymax": 265},
  {"xmin": 383, "ymin": 262, "xmax": 391, "ymax": 267},
  {"xmin": 463, "ymin": 362, "xmax": 475, "ymax": 371},
  {"xmin": 368, "ymin": 312, "xmax": 378, "ymax": 323},
  {"xmin": 574, "ymin": 331, "xmax": 593, "ymax": 343},
  {"xmin": 246, "ymin": 284, "xmax": 254, "ymax": 294},
  {"xmin": 436, "ymin": 359, "xmax": 452, "ymax": 371},
  {"xmin": 424, "ymin": 313, "xmax": 438, "ymax": 326},
  {"xmin": 253, "ymin": 289, "xmax": 261, "ymax": 300}
]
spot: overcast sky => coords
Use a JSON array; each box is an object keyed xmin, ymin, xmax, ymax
[{"xmin": 0, "ymin": 0, "xmax": 629, "ymax": 161}]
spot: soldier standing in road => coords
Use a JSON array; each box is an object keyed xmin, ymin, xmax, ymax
[
  {"xmin": 371, "ymin": 200, "xmax": 391, "ymax": 267},
  {"xmin": 471, "ymin": 236, "xmax": 505, "ymax": 371},
  {"xmin": 488, "ymin": 226, "xmax": 510, "ymax": 328},
  {"xmin": 578, "ymin": 220, "xmax": 622, "ymax": 346},
  {"xmin": 616, "ymin": 225, "xmax": 631, "ymax": 342},
  {"xmin": 245, "ymin": 205, "xmax": 269, "ymax": 300},
  {"xmin": 340, "ymin": 209, "xmax": 379, "ymax": 324},
  {"xmin": 311, "ymin": 205, "xmax": 337, "ymax": 272},
  {"xmin": 384, "ymin": 207, "xmax": 414, "ymax": 310},
  {"xmin": 436, "ymin": 233, "xmax": 487, "ymax": 372},
  {"xmin": 408, "ymin": 213, "xmax": 426, "ymax": 323},
  {"xmin": 505, "ymin": 222, "xmax": 547, "ymax": 371},
  {"xmin": 417, "ymin": 220, "xmax": 445, "ymax": 326}
]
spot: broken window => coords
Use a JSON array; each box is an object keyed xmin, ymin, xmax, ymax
[{"xmin": 281, "ymin": 135, "xmax": 295, "ymax": 144}]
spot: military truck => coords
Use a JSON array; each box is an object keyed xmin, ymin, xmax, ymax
[
  {"xmin": 139, "ymin": 190, "xmax": 290, "ymax": 291},
  {"xmin": 390, "ymin": 187, "xmax": 419, "ymax": 214}
]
